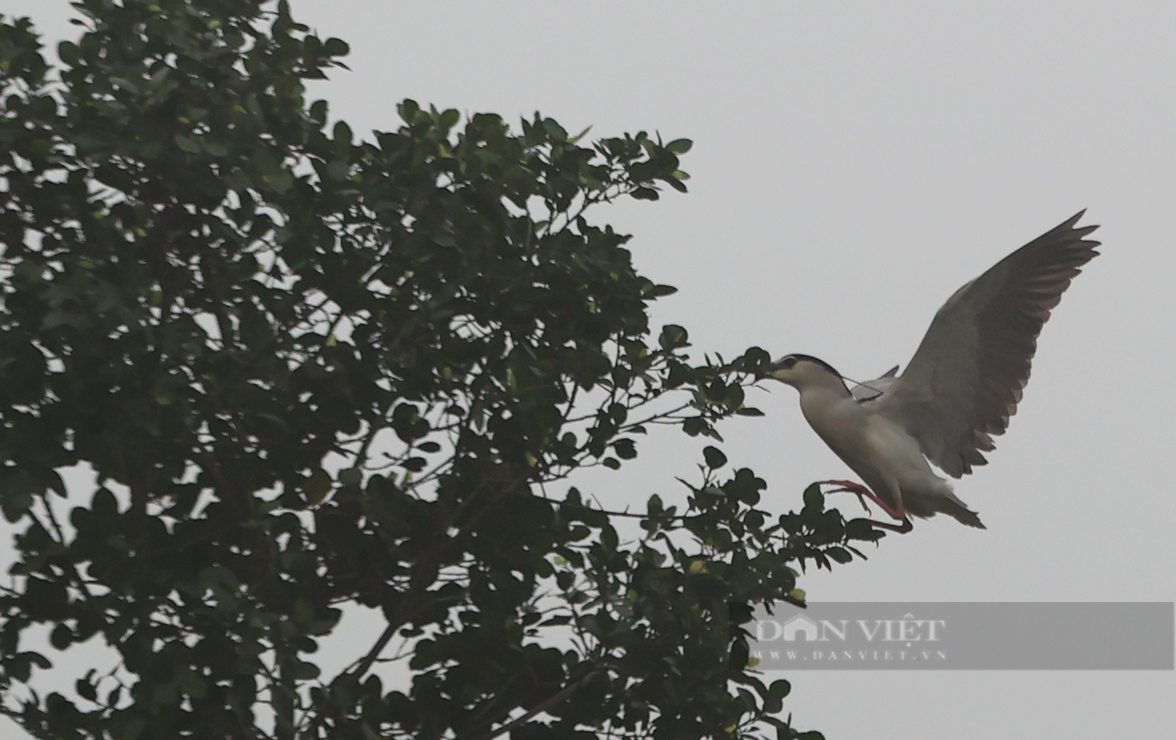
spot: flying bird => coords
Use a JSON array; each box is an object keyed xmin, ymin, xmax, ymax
[{"xmin": 768, "ymin": 211, "xmax": 1101, "ymax": 532}]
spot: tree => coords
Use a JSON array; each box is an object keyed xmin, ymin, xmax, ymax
[{"xmin": 0, "ymin": 1, "xmax": 881, "ymax": 738}]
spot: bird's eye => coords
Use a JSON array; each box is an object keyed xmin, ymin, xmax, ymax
[{"xmin": 779, "ymin": 357, "xmax": 798, "ymax": 370}]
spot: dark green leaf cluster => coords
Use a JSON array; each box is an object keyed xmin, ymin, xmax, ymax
[{"xmin": 0, "ymin": 3, "xmax": 881, "ymax": 739}]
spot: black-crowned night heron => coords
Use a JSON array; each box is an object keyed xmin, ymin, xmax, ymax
[{"xmin": 769, "ymin": 211, "xmax": 1101, "ymax": 533}]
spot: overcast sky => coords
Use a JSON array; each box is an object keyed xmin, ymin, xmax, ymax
[{"xmin": 6, "ymin": 2, "xmax": 1175, "ymax": 738}]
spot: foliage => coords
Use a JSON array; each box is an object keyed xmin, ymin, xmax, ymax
[{"xmin": 0, "ymin": 1, "xmax": 881, "ymax": 738}]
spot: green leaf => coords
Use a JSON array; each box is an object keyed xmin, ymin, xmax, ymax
[
  {"xmin": 542, "ymin": 117, "xmax": 568, "ymax": 141},
  {"xmin": 288, "ymin": 660, "xmax": 320, "ymax": 680},
  {"xmin": 768, "ymin": 678, "xmax": 791, "ymax": 701},
  {"xmin": 729, "ymin": 636, "xmax": 749, "ymax": 669},
  {"xmin": 174, "ymin": 135, "xmax": 201, "ymax": 153},
  {"xmin": 645, "ymin": 283, "xmax": 678, "ymax": 298},
  {"xmin": 398, "ymin": 98, "xmax": 421, "ymax": 122},
  {"xmin": 682, "ymin": 416, "xmax": 708, "ymax": 437},
  {"xmin": 613, "ymin": 438, "xmax": 637, "ymax": 460},
  {"xmin": 702, "ymin": 445, "xmax": 727, "ymax": 469},
  {"xmin": 802, "ymin": 483, "xmax": 825, "ymax": 511},
  {"xmin": 846, "ymin": 517, "xmax": 885, "ymax": 540},
  {"xmin": 438, "ymin": 108, "xmax": 460, "ymax": 131},
  {"xmin": 57, "ymin": 41, "xmax": 79, "ymax": 66},
  {"xmin": 323, "ymin": 37, "xmax": 350, "ymax": 57},
  {"xmin": 658, "ymin": 324, "xmax": 689, "ymax": 350},
  {"xmin": 826, "ymin": 547, "xmax": 853, "ymax": 564},
  {"xmin": 50, "ymin": 624, "xmax": 73, "ymax": 650},
  {"xmin": 302, "ymin": 469, "xmax": 332, "ymax": 505},
  {"xmin": 1, "ymin": 489, "xmax": 33, "ymax": 523}
]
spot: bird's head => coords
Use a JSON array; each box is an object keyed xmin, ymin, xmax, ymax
[{"xmin": 768, "ymin": 354, "xmax": 848, "ymax": 393}]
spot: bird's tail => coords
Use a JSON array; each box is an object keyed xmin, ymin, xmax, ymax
[{"xmin": 939, "ymin": 491, "xmax": 986, "ymax": 529}]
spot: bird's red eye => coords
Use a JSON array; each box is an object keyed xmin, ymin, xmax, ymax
[{"xmin": 780, "ymin": 357, "xmax": 797, "ymax": 369}]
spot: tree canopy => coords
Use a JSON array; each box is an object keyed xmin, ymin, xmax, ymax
[{"xmin": 0, "ymin": 1, "xmax": 881, "ymax": 738}]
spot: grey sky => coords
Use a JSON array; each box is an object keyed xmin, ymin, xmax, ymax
[{"xmin": 5, "ymin": 1, "xmax": 1174, "ymax": 738}]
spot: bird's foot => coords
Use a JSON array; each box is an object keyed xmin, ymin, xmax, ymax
[
  {"xmin": 818, "ymin": 480, "xmax": 875, "ymax": 513},
  {"xmin": 818, "ymin": 480, "xmax": 913, "ymax": 533},
  {"xmin": 858, "ymin": 516, "xmax": 914, "ymax": 534}
]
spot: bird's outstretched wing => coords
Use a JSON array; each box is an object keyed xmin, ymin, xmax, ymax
[{"xmin": 873, "ymin": 211, "xmax": 1101, "ymax": 478}]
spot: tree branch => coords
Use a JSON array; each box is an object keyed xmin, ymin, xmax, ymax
[{"xmin": 474, "ymin": 667, "xmax": 606, "ymax": 740}]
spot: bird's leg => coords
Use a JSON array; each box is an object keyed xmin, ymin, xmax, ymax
[{"xmin": 818, "ymin": 480, "xmax": 913, "ymax": 534}]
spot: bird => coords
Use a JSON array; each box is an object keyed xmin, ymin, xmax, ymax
[{"xmin": 767, "ymin": 211, "xmax": 1101, "ymax": 532}]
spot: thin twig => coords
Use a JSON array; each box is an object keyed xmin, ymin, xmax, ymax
[{"xmin": 476, "ymin": 668, "xmax": 606, "ymax": 740}]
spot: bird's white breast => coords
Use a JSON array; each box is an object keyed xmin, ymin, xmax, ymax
[{"xmin": 798, "ymin": 386, "xmax": 938, "ymax": 499}]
